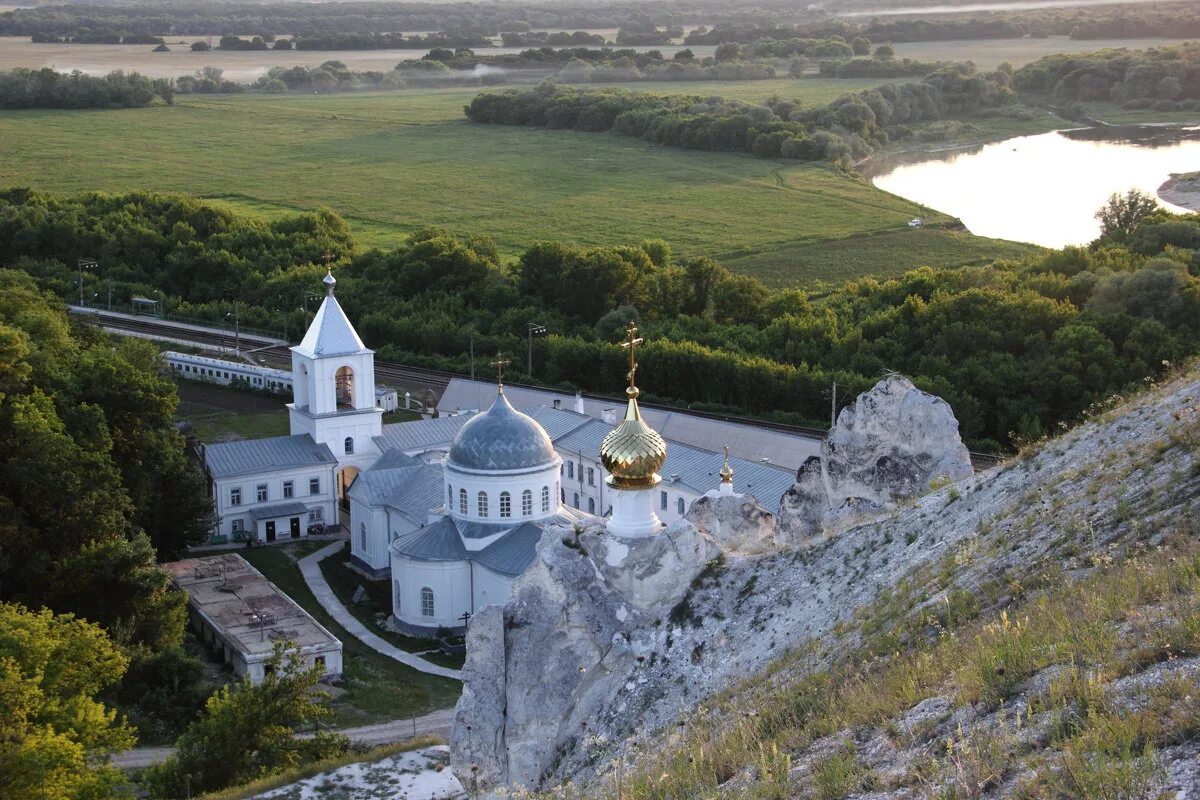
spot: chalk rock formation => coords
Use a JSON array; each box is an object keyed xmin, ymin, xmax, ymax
[
  {"xmin": 450, "ymin": 520, "xmax": 717, "ymax": 794},
  {"xmin": 684, "ymin": 493, "xmax": 777, "ymax": 554},
  {"xmin": 778, "ymin": 375, "xmax": 973, "ymax": 544}
]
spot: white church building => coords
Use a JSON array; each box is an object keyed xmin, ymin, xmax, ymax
[{"xmin": 198, "ymin": 272, "xmax": 794, "ymax": 634}]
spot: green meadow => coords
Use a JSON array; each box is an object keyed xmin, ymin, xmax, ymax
[{"xmin": 0, "ymin": 81, "xmax": 1038, "ymax": 286}]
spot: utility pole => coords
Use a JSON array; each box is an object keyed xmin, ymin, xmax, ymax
[
  {"xmin": 76, "ymin": 258, "xmax": 97, "ymax": 307},
  {"xmin": 226, "ymin": 302, "xmax": 241, "ymax": 355},
  {"xmin": 526, "ymin": 322, "xmax": 546, "ymax": 379},
  {"xmin": 830, "ymin": 379, "xmax": 838, "ymax": 428}
]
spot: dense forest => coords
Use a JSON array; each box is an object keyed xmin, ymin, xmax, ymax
[
  {"xmin": 465, "ymin": 63, "xmax": 1018, "ymax": 163},
  {"xmin": 3, "ymin": 188, "xmax": 1199, "ymax": 454},
  {"xmin": 0, "ymin": 266, "xmax": 220, "ymax": 751},
  {"xmin": 1014, "ymin": 42, "xmax": 1200, "ymax": 110}
]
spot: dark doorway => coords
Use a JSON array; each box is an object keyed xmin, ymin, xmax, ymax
[
  {"xmin": 266, "ymin": 521, "xmax": 276, "ymax": 542},
  {"xmin": 290, "ymin": 517, "xmax": 301, "ymax": 539}
]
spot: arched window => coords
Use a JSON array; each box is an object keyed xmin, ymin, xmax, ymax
[
  {"xmin": 567, "ymin": 462, "xmax": 574, "ymax": 479},
  {"xmin": 448, "ymin": 485, "xmax": 453, "ymax": 507},
  {"xmin": 335, "ymin": 365, "xmax": 354, "ymax": 408},
  {"xmin": 541, "ymin": 486, "xmax": 550, "ymax": 512},
  {"xmin": 573, "ymin": 492, "xmax": 579, "ymax": 509},
  {"xmin": 522, "ymin": 489, "xmax": 533, "ymax": 516},
  {"xmin": 500, "ymin": 491, "xmax": 511, "ymax": 518},
  {"xmin": 420, "ymin": 587, "xmax": 434, "ymax": 617},
  {"xmin": 393, "ymin": 580, "xmax": 400, "ymax": 612},
  {"xmin": 588, "ymin": 497, "xmax": 595, "ymax": 513},
  {"xmin": 459, "ymin": 488, "xmax": 468, "ymax": 515},
  {"xmin": 360, "ymin": 522, "xmax": 367, "ymax": 551},
  {"xmin": 477, "ymin": 491, "xmax": 488, "ymax": 517},
  {"xmin": 677, "ymin": 497, "xmax": 686, "ymax": 515},
  {"xmin": 344, "ymin": 436, "xmax": 354, "ymax": 455}
]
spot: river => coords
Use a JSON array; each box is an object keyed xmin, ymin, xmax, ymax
[{"xmin": 864, "ymin": 124, "xmax": 1200, "ymax": 248}]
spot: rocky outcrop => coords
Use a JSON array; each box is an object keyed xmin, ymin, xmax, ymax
[
  {"xmin": 778, "ymin": 375, "xmax": 973, "ymax": 544},
  {"xmin": 450, "ymin": 520, "xmax": 718, "ymax": 794},
  {"xmin": 685, "ymin": 493, "xmax": 777, "ymax": 554}
]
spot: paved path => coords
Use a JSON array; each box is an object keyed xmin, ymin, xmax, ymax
[
  {"xmin": 298, "ymin": 541, "xmax": 463, "ymax": 680},
  {"xmin": 113, "ymin": 708, "xmax": 456, "ymax": 768}
]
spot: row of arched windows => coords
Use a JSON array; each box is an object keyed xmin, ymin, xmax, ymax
[{"xmin": 447, "ymin": 484, "xmax": 555, "ymax": 518}]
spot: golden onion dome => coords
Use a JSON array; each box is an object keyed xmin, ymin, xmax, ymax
[
  {"xmin": 601, "ymin": 387, "xmax": 668, "ymax": 489},
  {"xmin": 719, "ymin": 445, "xmax": 734, "ymax": 484},
  {"xmin": 600, "ymin": 321, "xmax": 667, "ymax": 489}
]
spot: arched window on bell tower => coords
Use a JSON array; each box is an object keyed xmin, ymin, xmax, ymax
[{"xmin": 335, "ymin": 366, "xmax": 354, "ymax": 409}]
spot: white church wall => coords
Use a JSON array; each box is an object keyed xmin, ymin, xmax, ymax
[{"xmin": 471, "ymin": 565, "xmax": 512, "ymax": 613}]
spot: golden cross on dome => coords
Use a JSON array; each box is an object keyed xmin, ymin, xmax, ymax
[
  {"xmin": 491, "ymin": 353, "xmax": 510, "ymax": 391},
  {"xmin": 620, "ymin": 321, "xmax": 643, "ymax": 391}
]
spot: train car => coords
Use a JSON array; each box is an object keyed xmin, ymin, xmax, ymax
[{"xmin": 164, "ymin": 351, "xmax": 294, "ymax": 395}]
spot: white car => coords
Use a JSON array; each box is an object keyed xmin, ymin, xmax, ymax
[{"xmin": 908, "ymin": 218, "xmax": 923, "ymax": 227}]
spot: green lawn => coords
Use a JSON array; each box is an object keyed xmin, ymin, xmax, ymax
[
  {"xmin": 174, "ymin": 380, "xmax": 292, "ymax": 442},
  {"xmin": 0, "ymin": 84, "xmax": 1032, "ymax": 287},
  {"xmin": 235, "ymin": 542, "xmax": 462, "ymax": 726}
]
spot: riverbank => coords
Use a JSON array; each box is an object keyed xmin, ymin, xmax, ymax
[{"xmin": 1159, "ymin": 171, "xmax": 1200, "ymax": 212}]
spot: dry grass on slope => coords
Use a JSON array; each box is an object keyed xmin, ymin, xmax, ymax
[{"xmin": 566, "ymin": 370, "xmax": 1200, "ymax": 800}]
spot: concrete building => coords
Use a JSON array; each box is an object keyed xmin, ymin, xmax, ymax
[{"xmin": 163, "ymin": 553, "xmax": 343, "ymax": 684}]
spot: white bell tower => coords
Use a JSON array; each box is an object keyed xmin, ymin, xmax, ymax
[{"xmin": 288, "ymin": 270, "xmax": 382, "ymax": 491}]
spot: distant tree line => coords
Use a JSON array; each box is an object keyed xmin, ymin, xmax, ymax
[
  {"xmin": 500, "ymin": 30, "xmax": 606, "ymax": 47},
  {"xmin": 1014, "ymin": 42, "xmax": 1200, "ymax": 112},
  {"xmin": 683, "ymin": 3, "xmax": 1200, "ymax": 45},
  {"xmin": 0, "ymin": 67, "xmax": 175, "ymax": 108},
  {"xmin": 31, "ymin": 30, "xmax": 162, "ymax": 44},
  {"xmin": 7, "ymin": 0, "xmax": 1199, "ymax": 43},
  {"xmin": 465, "ymin": 64, "xmax": 1017, "ymax": 164},
  {"xmin": 4, "ymin": 187, "xmax": 1199, "ymax": 453}
]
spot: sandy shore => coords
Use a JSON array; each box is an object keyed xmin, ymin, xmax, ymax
[{"xmin": 1159, "ymin": 172, "xmax": 1200, "ymax": 213}]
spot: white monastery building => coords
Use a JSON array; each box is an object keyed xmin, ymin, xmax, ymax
[{"xmin": 197, "ymin": 273, "xmax": 796, "ymax": 634}]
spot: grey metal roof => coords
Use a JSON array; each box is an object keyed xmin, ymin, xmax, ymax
[
  {"xmin": 374, "ymin": 413, "xmax": 477, "ymax": 454},
  {"xmin": 392, "ymin": 517, "xmax": 468, "ymax": 562},
  {"xmin": 369, "ymin": 450, "xmax": 422, "ymax": 472},
  {"xmin": 473, "ymin": 522, "xmax": 543, "ymax": 577},
  {"xmin": 292, "ymin": 292, "xmax": 369, "ymax": 358},
  {"xmin": 660, "ymin": 442, "xmax": 795, "ymax": 510},
  {"xmin": 350, "ymin": 461, "xmax": 444, "ymax": 519},
  {"xmin": 204, "ymin": 435, "xmax": 336, "ymax": 479},
  {"xmin": 447, "ymin": 391, "xmax": 557, "ymax": 472},
  {"xmin": 437, "ymin": 378, "xmax": 821, "ymax": 471},
  {"xmin": 248, "ymin": 500, "xmax": 311, "ymax": 521},
  {"xmin": 552, "ymin": 418, "xmax": 613, "ymax": 459},
  {"xmin": 523, "ymin": 406, "xmax": 593, "ymax": 440}
]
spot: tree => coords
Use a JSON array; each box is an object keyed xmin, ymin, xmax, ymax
[
  {"xmin": 0, "ymin": 603, "xmax": 135, "ymax": 800},
  {"xmin": 190, "ymin": 40, "xmax": 210, "ymax": 51},
  {"xmin": 1095, "ymin": 188, "xmax": 1159, "ymax": 241},
  {"xmin": 144, "ymin": 644, "xmax": 348, "ymax": 798},
  {"xmin": 874, "ymin": 44, "xmax": 895, "ymax": 60},
  {"xmin": 714, "ymin": 42, "xmax": 740, "ymax": 62},
  {"xmin": 851, "ymin": 36, "xmax": 871, "ymax": 55}
]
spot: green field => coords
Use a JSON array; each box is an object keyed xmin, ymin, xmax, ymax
[{"xmin": 0, "ymin": 82, "xmax": 1038, "ymax": 287}]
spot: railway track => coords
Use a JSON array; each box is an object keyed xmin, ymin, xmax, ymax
[{"xmin": 80, "ymin": 309, "xmax": 1004, "ymax": 469}]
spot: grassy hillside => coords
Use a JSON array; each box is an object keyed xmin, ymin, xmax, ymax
[
  {"xmin": 0, "ymin": 85, "xmax": 1038, "ymax": 287},
  {"xmin": 563, "ymin": 366, "xmax": 1200, "ymax": 799}
]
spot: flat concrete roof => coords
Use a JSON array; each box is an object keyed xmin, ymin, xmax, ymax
[{"xmin": 162, "ymin": 553, "xmax": 341, "ymax": 661}]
